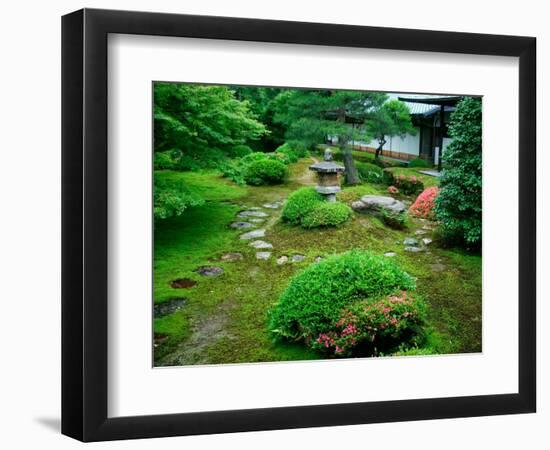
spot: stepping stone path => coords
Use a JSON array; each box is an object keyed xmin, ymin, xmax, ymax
[
  {"xmin": 249, "ymin": 218, "xmax": 265, "ymax": 223},
  {"xmin": 404, "ymin": 246, "xmax": 424, "ymax": 253},
  {"xmin": 277, "ymin": 255, "xmax": 289, "ymax": 265},
  {"xmin": 415, "ymin": 229, "xmax": 428, "ymax": 235},
  {"xmin": 154, "ymin": 298, "xmax": 186, "ymax": 318},
  {"xmin": 291, "ymin": 254, "xmax": 305, "ymax": 263},
  {"xmin": 384, "ymin": 252, "xmax": 396, "ymax": 257},
  {"xmin": 230, "ymin": 221, "xmax": 256, "ymax": 229},
  {"xmin": 430, "ymin": 263, "xmax": 446, "ymax": 272},
  {"xmin": 220, "ymin": 252, "xmax": 243, "ymax": 262},
  {"xmin": 170, "ymin": 278, "xmax": 197, "ymax": 288},
  {"xmin": 403, "ymin": 237, "xmax": 419, "ymax": 246},
  {"xmin": 195, "ymin": 266, "xmax": 224, "ymax": 277},
  {"xmin": 249, "ymin": 240, "xmax": 273, "ymax": 249},
  {"xmin": 240, "ymin": 229, "xmax": 266, "ymax": 240},
  {"xmin": 263, "ymin": 202, "xmax": 281, "ymax": 209},
  {"xmin": 256, "ymin": 252, "xmax": 272, "ymax": 260},
  {"xmin": 422, "ymin": 238, "xmax": 433, "ymax": 246},
  {"xmin": 238, "ymin": 210, "xmax": 269, "ymax": 218}
]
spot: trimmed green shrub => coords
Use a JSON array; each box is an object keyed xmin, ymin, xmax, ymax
[
  {"xmin": 275, "ymin": 143, "xmax": 299, "ymax": 163},
  {"xmin": 154, "ymin": 151, "xmax": 176, "ymax": 170},
  {"xmin": 287, "ymin": 140, "xmax": 309, "ymax": 158},
  {"xmin": 219, "ymin": 159, "xmax": 246, "ymax": 185},
  {"xmin": 269, "ymin": 250, "xmax": 418, "ymax": 344},
  {"xmin": 435, "ymin": 97, "xmax": 482, "ymax": 248},
  {"xmin": 408, "ymin": 157, "xmax": 429, "ymax": 168},
  {"xmin": 153, "ymin": 172, "xmax": 204, "ymax": 220},
  {"xmin": 241, "ymin": 151, "xmax": 269, "ymax": 165},
  {"xmin": 228, "ymin": 144, "xmax": 253, "ymax": 158},
  {"xmin": 244, "ymin": 158, "xmax": 287, "ymax": 185},
  {"xmin": 357, "ymin": 162, "xmax": 384, "ymax": 184},
  {"xmin": 282, "ymin": 187, "xmax": 323, "ymax": 224},
  {"xmin": 301, "ymin": 202, "xmax": 352, "ymax": 228}
]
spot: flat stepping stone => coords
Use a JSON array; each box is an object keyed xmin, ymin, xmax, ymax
[
  {"xmin": 276, "ymin": 255, "xmax": 289, "ymax": 265},
  {"xmin": 404, "ymin": 246, "xmax": 424, "ymax": 253},
  {"xmin": 170, "ymin": 278, "xmax": 197, "ymax": 288},
  {"xmin": 422, "ymin": 238, "xmax": 433, "ymax": 246},
  {"xmin": 238, "ymin": 210, "xmax": 269, "ymax": 218},
  {"xmin": 431, "ymin": 263, "xmax": 446, "ymax": 272},
  {"xmin": 249, "ymin": 240, "xmax": 273, "ymax": 249},
  {"xmin": 403, "ymin": 237, "xmax": 419, "ymax": 246},
  {"xmin": 154, "ymin": 298, "xmax": 186, "ymax": 318},
  {"xmin": 262, "ymin": 203, "xmax": 280, "ymax": 209},
  {"xmin": 384, "ymin": 252, "xmax": 396, "ymax": 257},
  {"xmin": 195, "ymin": 266, "xmax": 224, "ymax": 277},
  {"xmin": 256, "ymin": 252, "xmax": 272, "ymax": 260},
  {"xmin": 220, "ymin": 252, "xmax": 243, "ymax": 262},
  {"xmin": 230, "ymin": 221, "xmax": 256, "ymax": 229},
  {"xmin": 314, "ymin": 256, "xmax": 323, "ymax": 263},
  {"xmin": 291, "ymin": 254, "xmax": 305, "ymax": 262},
  {"xmin": 249, "ymin": 218, "xmax": 265, "ymax": 223},
  {"xmin": 414, "ymin": 229, "xmax": 428, "ymax": 235},
  {"xmin": 240, "ymin": 229, "xmax": 266, "ymax": 240}
]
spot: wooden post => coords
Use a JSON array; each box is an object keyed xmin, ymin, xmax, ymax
[{"xmin": 438, "ymin": 105, "xmax": 444, "ymax": 171}]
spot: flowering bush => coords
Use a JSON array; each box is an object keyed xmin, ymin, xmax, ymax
[
  {"xmin": 393, "ymin": 173, "xmax": 424, "ymax": 195},
  {"xmin": 409, "ymin": 186, "xmax": 439, "ymax": 219},
  {"xmin": 311, "ymin": 291, "xmax": 427, "ymax": 356},
  {"xmin": 269, "ymin": 251, "xmax": 416, "ymax": 343},
  {"xmin": 387, "ymin": 185, "xmax": 399, "ymax": 195}
]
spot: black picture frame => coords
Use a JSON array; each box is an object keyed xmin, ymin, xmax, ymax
[{"xmin": 61, "ymin": 8, "xmax": 536, "ymax": 442}]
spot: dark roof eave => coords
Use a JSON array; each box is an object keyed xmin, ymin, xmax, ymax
[{"xmin": 398, "ymin": 96, "xmax": 463, "ymax": 106}]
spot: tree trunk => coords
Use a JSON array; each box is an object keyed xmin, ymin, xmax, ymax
[
  {"xmin": 375, "ymin": 137, "xmax": 386, "ymax": 159},
  {"xmin": 341, "ymin": 144, "xmax": 360, "ymax": 185}
]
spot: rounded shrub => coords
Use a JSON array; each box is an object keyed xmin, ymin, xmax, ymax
[
  {"xmin": 228, "ymin": 144, "xmax": 253, "ymax": 158},
  {"xmin": 408, "ymin": 157, "xmax": 429, "ymax": 168},
  {"xmin": 301, "ymin": 202, "xmax": 352, "ymax": 228},
  {"xmin": 240, "ymin": 151, "xmax": 269, "ymax": 165},
  {"xmin": 282, "ymin": 187, "xmax": 323, "ymax": 224},
  {"xmin": 356, "ymin": 162, "xmax": 384, "ymax": 183},
  {"xmin": 409, "ymin": 186, "xmax": 439, "ymax": 219},
  {"xmin": 244, "ymin": 158, "xmax": 287, "ymax": 185},
  {"xmin": 269, "ymin": 251, "xmax": 418, "ymax": 346},
  {"xmin": 275, "ymin": 143, "xmax": 299, "ymax": 163}
]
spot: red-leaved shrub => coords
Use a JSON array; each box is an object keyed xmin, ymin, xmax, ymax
[{"xmin": 409, "ymin": 186, "xmax": 439, "ymax": 219}]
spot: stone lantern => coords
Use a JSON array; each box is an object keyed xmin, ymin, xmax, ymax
[{"xmin": 309, "ymin": 149, "xmax": 345, "ymax": 202}]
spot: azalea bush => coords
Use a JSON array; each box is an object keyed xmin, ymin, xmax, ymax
[
  {"xmin": 393, "ymin": 173, "xmax": 424, "ymax": 195},
  {"xmin": 387, "ymin": 185, "xmax": 399, "ymax": 195},
  {"xmin": 269, "ymin": 251, "xmax": 419, "ymax": 351},
  {"xmin": 311, "ymin": 291, "xmax": 427, "ymax": 356},
  {"xmin": 409, "ymin": 186, "xmax": 439, "ymax": 219}
]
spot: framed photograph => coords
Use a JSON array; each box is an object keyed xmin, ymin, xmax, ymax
[{"xmin": 62, "ymin": 8, "xmax": 536, "ymax": 442}]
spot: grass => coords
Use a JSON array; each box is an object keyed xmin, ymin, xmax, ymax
[{"xmin": 153, "ymin": 156, "xmax": 480, "ymax": 366}]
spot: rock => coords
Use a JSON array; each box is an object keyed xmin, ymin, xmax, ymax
[
  {"xmin": 384, "ymin": 252, "xmax": 396, "ymax": 257},
  {"xmin": 230, "ymin": 221, "xmax": 255, "ymax": 229},
  {"xmin": 314, "ymin": 256, "xmax": 323, "ymax": 263},
  {"xmin": 249, "ymin": 218, "xmax": 265, "ymax": 223},
  {"xmin": 277, "ymin": 256, "xmax": 289, "ymax": 265},
  {"xmin": 195, "ymin": 266, "xmax": 224, "ymax": 277},
  {"xmin": 404, "ymin": 246, "xmax": 424, "ymax": 253},
  {"xmin": 221, "ymin": 252, "xmax": 243, "ymax": 262},
  {"xmin": 154, "ymin": 298, "xmax": 186, "ymax": 318},
  {"xmin": 262, "ymin": 203, "xmax": 280, "ymax": 209},
  {"xmin": 238, "ymin": 210, "xmax": 269, "ymax": 218},
  {"xmin": 240, "ymin": 229, "xmax": 266, "ymax": 240},
  {"xmin": 414, "ymin": 229, "xmax": 427, "ymax": 235},
  {"xmin": 403, "ymin": 237, "xmax": 419, "ymax": 246},
  {"xmin": 170, "ymin": 278, "xmax": 197, "ymax": 288},
  {"xmin": 256, "ymin": 252, "xmax": 272, "ymax": 260},
  {"xmin": 291, "ymin": 254, "xmax": 305, "ymax": 262},
  {"xmin": 352, "ymin": 195, "xmax": 406, "ymax": 215},
  {"xmin": 430, "ymin": 263, "xmax": 446, "ymax": 272},
  {"xmin": 422, "ymin": 238, "xmax": 433, "ymax": 246},
  {"xmin": 249, "ymin": 240, "xmax": 273, "ymax": 249}
]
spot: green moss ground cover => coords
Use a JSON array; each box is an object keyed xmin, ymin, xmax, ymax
[{"xmin": 154, "ymin": 158, "xmax": 481, "ymax": 365}]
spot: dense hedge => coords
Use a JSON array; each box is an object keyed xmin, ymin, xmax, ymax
[
  {"xmin": 408, "ymin": 157, "xmax": 429, "ymax": 168},
  {"xmin": 244, "ymin": 158, "xmax": 287, "ymax": 185},
  {"xmin": 435, "ymin": 97, "xmax": 482, "ymax": 248},
  {"xmin": 269, "ymin": 251, "xmax": 426, "ymax": 356}
]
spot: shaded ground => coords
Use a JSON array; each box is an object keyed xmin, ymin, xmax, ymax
[{"xmin": 154, "ymin": 157, "xmax": 481, "ymax": 366}]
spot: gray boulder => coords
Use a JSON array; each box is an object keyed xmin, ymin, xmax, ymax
[{"xmin": 352, "ymin": 195, "xmax": 406, "ymax": 215}]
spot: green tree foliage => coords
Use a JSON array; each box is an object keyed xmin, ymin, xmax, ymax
[
  {"xmin": 153, "ymin": 172, "xmax": 204, "ymax": 220},
  {"xmin": 435, "ymin": 97, "xmax": 482, "ymax": 248},
  {"xmin": 154, "ymin": 83, "xmax": 267, "ymax": 165},
  {"xmin": 273, "ymin": 89, "xmax": 387, "ymax": 184},
  {"xmin": 366, "ymin": 99, "xmax": 416, "ymax": 159}
]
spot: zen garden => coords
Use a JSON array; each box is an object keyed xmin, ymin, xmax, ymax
[{"xmin": 153, "ymin": 83, "xmax": 482, "ymax": 366}]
